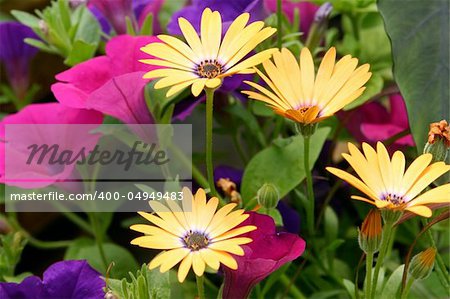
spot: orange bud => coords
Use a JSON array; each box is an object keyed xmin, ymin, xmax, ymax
[{"xmin": 358, "ymin": 209, "xmax": 382, "ymax": 253}]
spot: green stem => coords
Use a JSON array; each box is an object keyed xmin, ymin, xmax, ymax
[
  {"xmin": 303, "ymin": 135, "xmax": 315, "ymax": 236},
  {"xmin": 27, "ymin": 237, "xmax": 72, "ymax": 249},
  {"xmin": 169, "ymin": 144, "xmax": 209, "ymax": 189},
  {"xmin": 400, "ymin": 277, "xmax": 414, "ymax": 299},
  {"xmin": 371, "ymin": 220, "xmax": 394, "ymax": 298},
  {"xmin": 88, "ymin": 213, "xmax": 108, "ymax": 269},
  {"xmin": 205, "ymin": 88, "xmax": 218, "ymax": 198},
  {"xmin": 365, "ymin": 252, "xmax": 374, "ymax": 299},
  {"xmin": 196, "ymin": 275, "xmax": 206, "ymax": 299},
  {"xmin": 277, "ymin": 0, "xmax": 282, "ymax": 49},
  {"xmin": 279, "ymin": 274, "xmax": 306, "ymax": 299}
]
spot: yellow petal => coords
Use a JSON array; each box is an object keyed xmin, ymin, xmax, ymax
[
  {"xmin": 143, "ymin": 68, "xmax": 193, "ymax": 80},
  {"xmin": 218, "ymin": 12, "xmax": 250, "ymax": 59},
  {"xmin": 137, "ymin": 211, "xmax": 182, "ymax": 235},
  {"xmin": 191, "ymin": 78, "xmax": 207, "ymax": 97},
  {"xmin": 350, "ymin": 195, "xmax": 376, "ymax": 205},
  {"xmin": 376, "ymin": 142, "xmax": 394, "ymax": 193},
  {"xmin": 313, "ymin": 47, "xmax": 336, "ymax": 104},
  {"xmin": 205, "ymin": 203, "xmax": 237, "ymax": 232},
  {"xmin": 192, "ymin": 251, "xmax": 206, "ymax": 276},
  {"xmin": 157, "ymin": 34, "xmax": 200, "ymax": 62},
  {"xmin": 401, "ymin": 153, "xmax": 432, "ymax": 193},
  {"xmin": 141, "ymin": 43, "xmax": 195, "ymax": 67},
  {"xmin": 205, "ymin": 78, "xmax": 222, "ymax": 89},
  {"xmin": 279, "ymin": 48, "xmax": 303, "ymax": 103},
  {"xmin": 199, "ymin": 249, "xmax": 220, "ymax": 270},
  {"xmin": 166, "ymin": 80, "xmax": 197, "ymax": 97},
  {"xmin": 148, "ymin": 200, "xmax": 188, "ymax": 234},
  {"xmin": 326, "ymin": 167, "xmax": 380, "ymax": 202},
  {"xmin": 178, "ymin": 253, "xmax": 193, "ymax": 282},
  {"xmin": 213, "ymin": 225, "xmax": 256, "ymax": 242},
  {"xmin": 130, "ymin": 224, "xmax": 177, "ymax": 237},
  {"xmin": 208, "ymin": 212, "xmax": 249, "ymax": 238},
  {"xmin": 405, "ymin": 205, "xmax": 432, "ymax": 217},
  {"xmin": 224, "ymin": 27, "xmax": 276, "ymax": 68},
  {"xmin": 300, "ymin": 47, "xmax": 315, "ymax": 105},
  {"xmin": 208, "ymin": 250, "xmax": 238, "ymax": 270},
  {"xmin": 139, "ymin": 59, "xmax": 192, "ymax": 71},
  {"xmin": 130, "ymin": 235, "xmax": 182, "ymax": 249},
  {"xmin": 408, "ymin": 184, "xmax": 450, "ymax": 206},
  {"xmin": 219, "ymin": 21, "xmax": 265, "ymax": 63},
  {"xmin": 405, "ymin": 163, "xmax": 450, "ymax": 200},
  {"xmin": 209, "ymin": 241, "xmax": 245, "ymax": 255},
  {"xmin": 159, "ymin": 248, "xmax": 190, "ymax": 273},
  {"xmin": 178, "ymin": 17, "xmax": 204, "ymax": 58},
  {"xmin": 197, "ymin": 197, "xmax": 219, "ymax": 231},
  {"xmin": 224, "ymin": 48, "xmax": 277, "ymax": 76}
]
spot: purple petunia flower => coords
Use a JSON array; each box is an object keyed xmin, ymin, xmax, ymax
[
  {"xmin": 0, "ymin": 260, "xmax": 105, "ymax": 299},
  {"xmin": 167, "ymin": 0, "xmax": 268, "ymax": 36},
  {"xmin": 0, "ymin": 22, "xmax": 38, "ymax": 101},
  {"xmin": 264, "ymin": 0, "xmax": 319, "ymax": 35},
  {"xmin": 222, "ymin": 212, "xmax": 306, "ymax": 299},
  {"xmin": 89, "ymin": 0, "xmax": 163, "ymax": 35}
]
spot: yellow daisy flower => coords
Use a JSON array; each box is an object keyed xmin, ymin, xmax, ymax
[
  {"xmin": 130, "ymin": 188, "xmax": 256, "ymax": 282},
  {"xmin": 140, "ymin": 8, "xmax": 277, "ymax": 97},
  {"xmin": 242, "ymin": 47, "xmax": 372, "ymax": 124},
  {"xmin": 326, "ymin": 142, "xmax": 450, "ymax": 217}
]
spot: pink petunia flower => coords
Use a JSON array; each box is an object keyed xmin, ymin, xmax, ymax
[
  {"xmin": 222, "ymin": 212, "xmax": 306, "ymax": 299},
  {"xmin": 0, "ymin": 103, "xmax": 103, "ymax": 188},
  {"xmin": 338, "ymin": 94, "xmax": 415, "ymax": 151},
  {"xmin": 51, "ymin": 35, "xmax": 159, "ymax": 124},
  {"xmin": 264, "ymin": 0, "xmax": 319, "ymax": 35}
]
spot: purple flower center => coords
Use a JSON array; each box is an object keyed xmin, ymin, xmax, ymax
[
  {"xmin": 197, "ymin": 59, "xmax": 223, "ymax": 78},
  {"xmin": 383, "ymin": 193, "xmax": 405, "ymax": 205},
  {"xmin": 183, "ymin": 230, "xmax": 209, "ymax": 250}
]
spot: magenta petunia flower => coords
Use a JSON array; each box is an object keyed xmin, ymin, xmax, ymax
[
  {"xmin": 0, "ymin": 103, "xmax": 103, "ymax": 188},
  {"xmin": 264, "ymin": 0, "xmax": 319, "ymax": 35},
  {"xmin": 0, "ymin": 22, "xmax": 38, "ymax": 101},
  {"xmin": 51, "ymin": 34, "xmax": 158, "ymax": 124},
  {"xmin": 89, "ymin": 0, "xmax": 164, "ymax": 35},
  {"xmin": 338, "ymin": 94, "xmax": 415, "ymax": 151},
  {"xmin": 0, "ymin": 260, "xmax": 105, "ymax": 299},
  {"xmin": 222, "ymin": 212, "xmax": 306, "ymax": 299}
]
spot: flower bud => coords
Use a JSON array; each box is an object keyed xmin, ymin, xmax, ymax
[
  {"xmin": 358, "ymin": 209, "xmax": 382, "ymax": 253},
  {"xmin": 423, "ymin": 120, "xmax": 450, "ymax": 163},
  {"xmin": 409, "ymin": 248, "xmax": 436, "ymax": 280},
  {"xmin": 257, "ymin": 183, "xmax": 280, "ymax": 209}
]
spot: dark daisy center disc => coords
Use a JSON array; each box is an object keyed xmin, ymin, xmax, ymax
[
  {"xmin": 197, "ymin": 60, "xmax": 223, "ymax": 79},
  {"xmin": 183, "ymin": 231, "xmax": 209, "ymax": 251}
]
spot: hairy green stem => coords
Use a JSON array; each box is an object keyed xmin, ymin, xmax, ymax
[
  {"xmin": 196, "ymin": 275, "xmax": 206, "ymax": 299},
  {"xmin": 371, "ymin": 220, "xmax": 394, "ymax": 298},
  {"xmin": 365, "ymin": 252, "xmax": 374, "ymax": 299},
  {"xmin": 303, "ymin": 135, "xmax": 315, "ymax": 236},
  {"xmin": 280, "ymin": 274, "xmax": 306, "ymax": 299},
  {"xmin": 400, "ymin": 277, "xmax": 414, "ymax": 299},
  {"xmin": 205, "ymin": 88, "xmax": 218, "ymax": 198}
]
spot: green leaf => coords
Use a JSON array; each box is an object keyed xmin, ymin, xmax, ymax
[
  {"xmin": 241, "ymin": 127, "xmax": 330, "ymax": 200},
  {"xmin": 324, "ymin": 206, "xmax": 339, "ymax": 243},
  {"xmin": 64, "ymin": 238, "xmax": 138, "ymax": 279},
  {"xmin": 342, "ymin": 279, "xmax": 357, "ymax": 299},
  {"xmin": 64, "ymin": 40, "xmax": 98, "ymax": 66},
  {"xmin": 258, "ymin": 208, "xmax": 283, "ymax": 226},
  {"xmin": 380, "ymin": 265, "xmax": 404, "ymax": 298},
  {"xmin": 11, "ymin": 10, "xmax": 41, "ymax": 28},
  {"xmin": 378, "ymin": 0, "xmax": 449, "ymax": 152}
]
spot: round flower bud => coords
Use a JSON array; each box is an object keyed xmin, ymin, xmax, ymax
[
  {"xmin": 358, "ymin": 209, "xmax": 382, "ymax": 253},
  {"xmin": 424, "ymin": 120, "xmax": 450, "ymax": 163},
  {"xmin": 409, "ymin": 248, "xmax": 436, "ymax": 280},
  {"xmin": 257, "ymin": 183, "xmax": 280, "ymax": 209}
]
